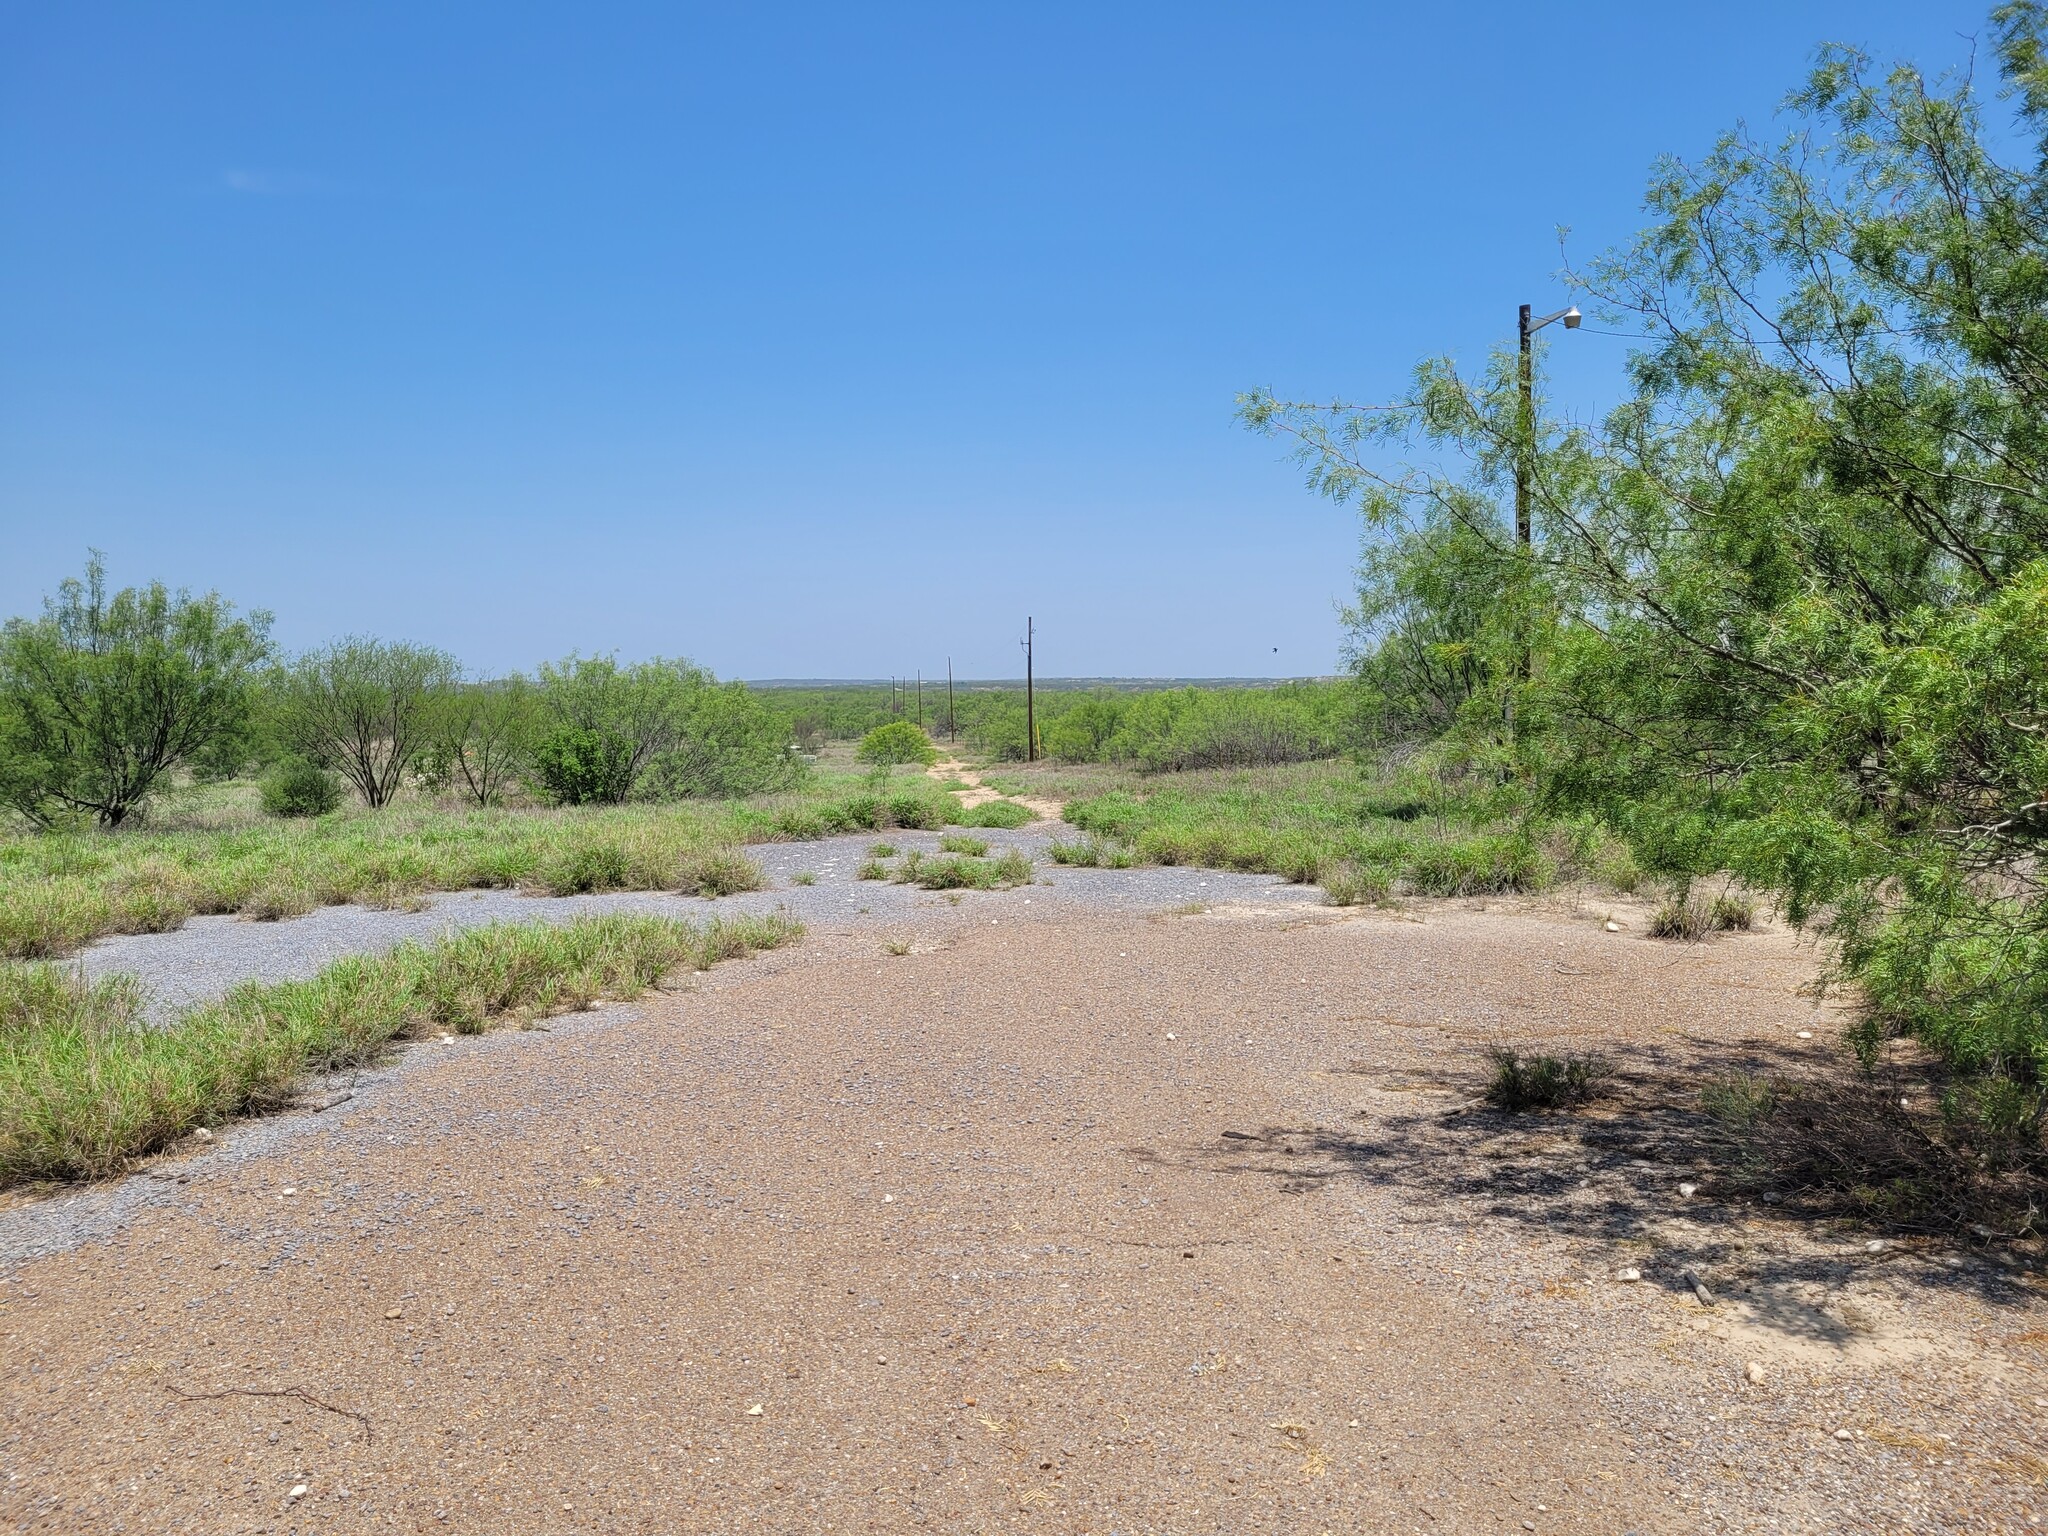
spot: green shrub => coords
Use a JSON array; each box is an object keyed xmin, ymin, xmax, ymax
[
  {"xmin": 939, "ymin": 834, "xmax": 988, "ymax": 856},
  {"xmin": 529, "ymin": 725, "xmax": 637, "ymax": 806},
  {"xmin": 259, "ymin": 758, "xmax": 342, "ymax": 818},
  {"xmin": 635, "ymin": 681, "xmax": 806, "ymax": 799},
  {"xmin": 884, "ymin": 789, "xmax": 949, "ymax": 828},
  {"xmin": 857, "ymin": 720, "xmax": 939, "ymax": 767},
  {"xmin": 1483, "ymin": 1047, "xmax": 1612, "ymax": 1112}
]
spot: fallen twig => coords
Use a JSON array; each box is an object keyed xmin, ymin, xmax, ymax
[{"xmin": 162, "ymin": 1381, "xmax": 372, "ymax": 1442}]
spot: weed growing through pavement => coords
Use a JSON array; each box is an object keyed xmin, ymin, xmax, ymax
[
  {"xmin": 891, "ymin": 849, "xmax": 1031, "ymax": 891},
  {"xmin": 1483, "ymin": 1047, "xmax": 1613, "ymax": 1112}
]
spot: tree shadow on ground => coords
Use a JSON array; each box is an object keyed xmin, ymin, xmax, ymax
[{"xmin": 1140, "ymin": 1034, "xmax": 2045, "ymax": 1321}]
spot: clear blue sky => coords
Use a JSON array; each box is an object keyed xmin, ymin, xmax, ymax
[{"xmin": 0, "ymin": 2, "xmax": 1992, "ymax": 679}]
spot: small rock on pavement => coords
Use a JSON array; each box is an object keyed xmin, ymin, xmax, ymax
[
  {"xmin": 192, "ymin": 1127, "xmax": 213, "ymax": 1142},
  {"xmin": 1744, "ymin": 1361, "xmax": 1767, "ymax": 1385},
  {"xmin": 384, "ymin": 1306, "xmax": 403, "ymax": 1320},
  {"xmin": 1617, "ymin": 1268, "xmax": 1642, "ymax": 1283},
  {"xmin": 288, "ymin": 1484, "xmax": 308, "ymax": 1500},
  {"xmin": 1835, "ymin": 1428, "xmax": 1854, "ymax": 1441},
  {"xmin": 1604, "ymin": 921, "xmax": 1621, "ymax": 932},
  {"xmin": 1678, "ymin": 1181, "xmax": 1698, "ymax": 1198}
]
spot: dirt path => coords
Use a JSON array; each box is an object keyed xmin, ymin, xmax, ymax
[
  {"xmin": 928, "ymin": 759, "xmax": 1063, "ymax": 822},
  {"xmin": 4, "ymin": 900, "xmax": 2044, "ymax": 1532}
]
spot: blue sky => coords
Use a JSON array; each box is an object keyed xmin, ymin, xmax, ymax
[{"xmin": 0, "ymin": 2, "xmax": 1994, "ymax": 679}]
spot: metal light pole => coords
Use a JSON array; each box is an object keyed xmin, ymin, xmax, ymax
[
  {"xmin": 1515, "ymin": 302, "xmax": 1581, "ymax": 552},
  {"xmin": 1515, "ymin": 302, "xmax": 1581, "ymax": 688}
]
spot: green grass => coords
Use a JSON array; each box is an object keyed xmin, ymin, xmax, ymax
[
  {"xmin": 0, "ymin": 772, "xmax": 968, "ymax": 960},
  {"xmin": 0, "ymin": 910, "xmax": 800, "ymax": 1185},
  {"xmin": 1650, "ymin": 889, "xmax": 1758, "ymax": 940},
  {"xmin": 950, "ymin": 799, "xmax": 1035, "ymax": 829},
  {"xmin": 938, "ymin": 833, "xmax": 988, "ymax": 856},
  {"xmin": 891, "ymin": 848, "xmax": 1033, "ymax": 890},
  {"xmin": 1054, "ymin": 759, "xmax": 1625, "ymax": 905},
  {"xmin": 1483, "ymin": 1047, "xmax": 1613, "ymax": 1112}
]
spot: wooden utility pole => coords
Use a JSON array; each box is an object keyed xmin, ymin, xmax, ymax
[
  {"xmin": 916, "ymin": 672, "xmax": 923, "ymax": 728},
  {"xmin": 947, "ymin": 658, "xmax": 955, "ymax": 739},
  {"xmin": 1023, "ymin": 616, "xmax": 1037, "ymax": 762},
  {"xmin": 1516, "ymin": 302, "xmax": 1533, "ymax": 558}
]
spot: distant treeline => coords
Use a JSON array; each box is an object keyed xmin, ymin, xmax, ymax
[
  {"xmin": 0, "ymin": 557, "xmax": 1360, "ymax": 828},
  {"xmin": 771, "ymin": 679, "xmax": 1362, "ymax": 768}
]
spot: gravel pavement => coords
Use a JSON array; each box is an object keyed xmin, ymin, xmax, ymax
[
  {"xmin": 6, "ymin": 856, "xmax": 2047, "ymax": 1532},
  {"xmin": 75, "ymin": 825, "xmax": 1318, "ymax": 1019}
]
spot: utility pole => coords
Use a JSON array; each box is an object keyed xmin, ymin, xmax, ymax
[
  {"xmin": 1022, "ymin": 616, "xmax": 1037, "ymax": 762},
  {"xmin": 1516, "ymin": 303, "xmax": 1533, "ymax": 554},
  {"xmin": 916, "ymin": 672, "xmax": 923, "ymax": 729},
  {"xmin": 947, "ymin": 658, "xmax": 955, "ymax": 740},
  {"xmin": 1514, "ymin": 301, "xmax": 1582, "ymax": 682}
]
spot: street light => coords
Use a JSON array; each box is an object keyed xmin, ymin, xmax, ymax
[
  {"xmin": 1515, "ymin": 304, "xmax": 1580, "ymax": 550},
  {"xmin": 1510, "ymin": 302, "xmax": 1581, "ymax": 705}
]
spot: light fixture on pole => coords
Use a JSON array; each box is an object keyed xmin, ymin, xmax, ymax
[{"xmin": 1516, "ymin": 303, "xmax": 1580, "ymax": 551}]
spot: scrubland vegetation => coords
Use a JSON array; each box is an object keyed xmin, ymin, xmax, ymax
[
  {"xmin": 8, "ymin": 9, "xmax": 2048, "ymax": 1231},
  {"xmin": 1043, "ymin": 758, "xmax": 1632, "ymax": 903},
  {"xmin": 780, "ymin": 676, "xmax": 1355, "ymax": 769}
]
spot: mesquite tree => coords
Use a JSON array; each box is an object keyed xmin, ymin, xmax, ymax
[
  {"xmin": 279, "ymin": 637, "xmax": 459, "ymax": 808},
  {"xmin": 0, "ymin": 555, "xmax": 271, "ymax": 827},
  {"xmin": 1244, "ymin": 6, "xmax": 2048, "ymax": 1126}
]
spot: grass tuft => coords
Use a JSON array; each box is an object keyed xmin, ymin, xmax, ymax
[
  {"xmin": 1320, "ymin": 860, "xmax": 1394, "ymax": 907},
  {"xmin": 1483, "ymin": 1047, "xmax": 1613, "ymax": 1112},
  {"xmin": 1651, "ymin": 890, "xmax": 1757, "ymax": 941},
  {"xmin": 891, "ymin": 848, "xmax": 1032, "ymax": 890}
]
